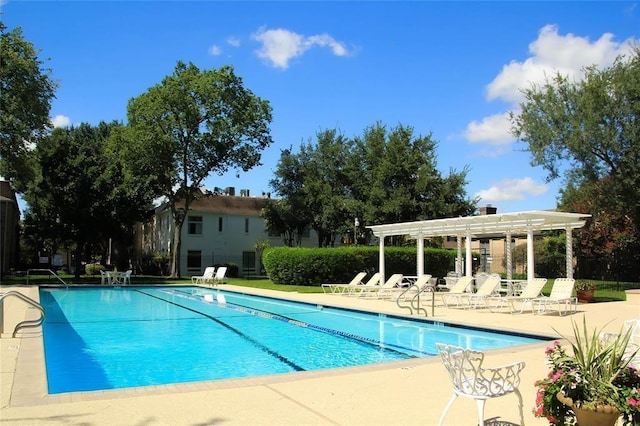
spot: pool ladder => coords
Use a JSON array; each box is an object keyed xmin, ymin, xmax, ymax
[
  {"xmin": 396, "ymin": 284, "xmax": 434, "ymax": 317},
  {"xmin": 0, "ymin": 291, "xmax": 46, "ymax": 337}
]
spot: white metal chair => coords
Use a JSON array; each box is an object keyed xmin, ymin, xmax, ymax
[
  {"xmin": 435, "ymin": 342, "xmax": 525, "ymax": 426},
  {"xmin": 99, "ymin": 270, "xmax": 108, "ymax": 285}
]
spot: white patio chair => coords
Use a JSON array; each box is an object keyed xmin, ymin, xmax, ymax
[
  {"xmin": 435, "ymin": 342, "xmax": 525, "ymax": 426},
  {"xmin": 533, "ymin": 278, "xmax": 576, "ymax": 316},
  {"xmin": 99, "ymin": 270, "xmax": 108, "ymax": 285},
  {"xmin": 600, "ymin": 319, "xmax": 640, "ymax": 368},
  {"xmin": 487, "ymin": 278, "xmax": 547, "ymax": 313},
  {"xmin": 121, "ymin": 270, "xmax": 132, "ymax": 286},
  {"xmin": 461, "ymin": 274, "xmax": 501, "ymax": 309},
  {"xmin": 212, "ymin": 266, "xmax": 227, "ymax": 286},
  {"xmin": 321, "ymin": 272, "xmax": 367, "ymax": 294},
  {"xmin": 192, "ymin": 267, "xmax": 215, "ymax": 285},
  {"xmin": 441, "ymin": 276, "xmax": 474, "ymax": 307}
]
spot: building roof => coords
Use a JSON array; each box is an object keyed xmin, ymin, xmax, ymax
[
  {"xmin": 367, "ymin": 210, "xmax": 591, "ymax": 239},
  {"xmin": 172, "ymin": 195, "xmax": 270, "ymax": 217}
]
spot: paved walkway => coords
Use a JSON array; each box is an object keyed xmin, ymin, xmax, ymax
[{"xmin": 1, "ymin": 284, "xmax": 638, "ymax": 425}]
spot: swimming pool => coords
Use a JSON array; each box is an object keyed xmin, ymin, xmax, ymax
[{"xmin": 40, "ymin": 286, "xmax": 546, "ymax": 394}]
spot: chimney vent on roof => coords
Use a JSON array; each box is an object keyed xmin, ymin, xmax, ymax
[
  {"xmin": 479, "ymin": 205, "xmax": 497, "ymax": 215},
  {"xmin": 240, "ymin": 189, "xmax": 249, "ymax": 197},
  {"xmin": 225, "ymin": 187, "xmax": 235, "ymax": 196}
]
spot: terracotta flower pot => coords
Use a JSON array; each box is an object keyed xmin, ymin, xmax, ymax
[
  {"xmin": 576, "ymin": 289, "xmax": 595, "ymax": 303},
  {"xmin": 556, "ymin": 392, "xmax": 620, "ymax": 426}
]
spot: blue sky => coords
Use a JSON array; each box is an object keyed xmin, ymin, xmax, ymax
[{"xmin": 3, "ymin": 1, "xmax": 638, "ymax": 217}]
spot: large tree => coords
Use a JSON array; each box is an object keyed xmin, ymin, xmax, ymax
[
  {"xmin": 126, "ymin": 61, "xmax": 273, "ymax": 277},
  {"xmin": 511, "ymin": 47, "xmax": 640, "ymax": 280},
  {"xmin": 23, "ymin": 122, "xmax": 123, "ymax": 277},
  {"xmin": 268, "ymin": 123, "xmax": 477, "ymax": 247},
  {"xmin": 0, "ymin": 22, "xmax": 57, "ymax": 188}
]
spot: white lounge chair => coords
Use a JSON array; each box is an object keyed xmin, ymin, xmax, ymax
[
  {"xmin": 321, "ymin": 272, "xmax": 367, "ymax": 294},
  {"xmin": 212, "ymin": 266, "xmax": 227, "ymax": 286},
  {"xmin": 435, "ymin": 342, "xmax": 525, "ymax": 426},
  {"xmin": 395, "ymin": 274, "xmax": 433, "ymax": 302},
  {"xmin": 360, "ymin": 273, "xmax": 404, "ymax": 299},
  {"xmin": 462, "ymin": 275, "xmax": 501, "ymax": 309},
  {"xmin": 487, "ymin": 278, "xmax": 547, "ymax": 313},
  {"xmin": 600, "ymin": 319, "xmax": 640, "ymax": 368},
  {"xmin": 192, "ymin": 267, "xmax": 215, "ymax": 285},
  {"xmin": 346, "ymin": 272, "xmax": 384, "ymax": 296},
  {"xmin": 533, "ymin": 278, "xmax": 576, "ymax": 316},
  {"xmin": 441, "ymin": 276, "xmax": 474, "ymax": 307}
]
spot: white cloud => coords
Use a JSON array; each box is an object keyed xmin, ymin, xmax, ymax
[
  {"xmin": 463, "ymin": 112, "xmax": 513, "ymax": 145},
  {"xmin": 51, "ymin": 114, "xmax": 71, "ymax": 128},
  {"xmin": 251, "ymin": 27, "xmax": 349, "ymax": 69},
  {"xmin": 475, "ymin": 177, "xmax": 548, "ymax": 202},
  {"xmin": 208, "ymin": 45, "xmax": 222, "ymax": 56},
  {"xmin": 487, "ymin": 25, "xmax": 635, "ymax": 105},
  {"xmin": 462, "ymin": 25, "xmax": 637, "ymax": 148},
  {"xmin": 226, "ymin": 36, "xmax": 241, "ymax": 47}
]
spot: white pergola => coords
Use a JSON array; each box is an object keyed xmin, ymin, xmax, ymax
[{"xmin": 367, "ymin": 210, "xmax": 590, "ymax": 283}]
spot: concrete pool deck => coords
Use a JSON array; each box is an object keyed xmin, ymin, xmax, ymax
[{"xmin": 1, "ymin": 284, "xmax": 638, "ymax": 425}]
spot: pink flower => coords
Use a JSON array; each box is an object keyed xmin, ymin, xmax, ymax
[
  {"xmin": 545, "ymin": 341, "xmax": 561, "ymax": 355},
  {"xmin": 629, "ymin": 397, "xmax": 640, "ymax": 407}
]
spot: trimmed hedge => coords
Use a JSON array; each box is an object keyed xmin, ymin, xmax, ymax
[{"xmin": 262, "ymin": 246, "xmax": 457, "ymax": 286}]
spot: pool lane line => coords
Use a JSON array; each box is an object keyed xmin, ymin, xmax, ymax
[
  {"xmin": 170, "ymin": 288, "xmax": 430, "ymax": 358},
  {"xmin": 133, "ymin": 289, "xmax": 305, "ymax": 372}
]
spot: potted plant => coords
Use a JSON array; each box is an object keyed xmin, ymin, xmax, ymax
[
  {"xmin": 533, "ymin": 318, "xmax": 640, "ymax": 425},
  {"xmin": 576, "ymin": 281, "xmax": 596, "ymax": 303}
]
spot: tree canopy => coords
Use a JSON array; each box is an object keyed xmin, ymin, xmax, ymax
[
  {"xmin": 0, "ymin": 22, "xmax": 57, "ymax": 188},
  {"xmin": 511, "ymin": 47, "xmax": 640, "ymax": 280},
  {"xmin": 22, "ymin": 122, "xmax": 139, "ymax": 277},
  {"xmin": 267, "ymin": 123, "xmax": 477, "ymax": 247},
  {"xmin": 125, "ymin": 61, "xmax": 273, "ymax": 276}
]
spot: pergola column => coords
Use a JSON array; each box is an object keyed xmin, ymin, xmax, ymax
[
  {"xmin": 416, "ymin": 234, "xmax": 424, "ymax": 276},
  {"xmin": 505, "ymin": 231, "xmax": 512, "ymax": 280},
  {"xmin": 456, "ymin": 235, "xmax": 463, "ymax": 275},
  {"xmin": 527, "ymin": 226, "xmax": 535, "ymax": 282},
  {"xmin": 465, "ymin": 230, "xmax": 472, "ymax": 277},
  {"xmin": 378, "ymin": 235, "xmax": 385, "ymax": 284},
  {"xmin": 566, "ymin": 226, "xmax": 573, "ymax": 279}
]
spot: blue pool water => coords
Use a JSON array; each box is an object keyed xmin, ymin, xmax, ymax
[{"xmin": 40, "ymin": 286, "xmax": 545, "ymax": 394}]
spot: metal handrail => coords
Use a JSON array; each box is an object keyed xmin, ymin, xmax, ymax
[
  {"xmin": 410, "ymin": 286, "xmax": 434, "ymax": 317},
  {"xmin": 395, "ymin": 286, "xmax": 415, "ymax": 314},
  {"xmin": 0, "ymin": 291, "xmax": 46, "ymax": 337},
  {"xmin": 26, "ymin": 268, "xmax": 68, "ymax": 287}
]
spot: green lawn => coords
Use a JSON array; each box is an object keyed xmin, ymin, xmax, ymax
[{"xmin": 2, "ymin": 274, "xmax": 635, "ymax": 301}]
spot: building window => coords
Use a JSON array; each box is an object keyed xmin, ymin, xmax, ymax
[
  {"xmin": 188, "ymin": 216, "xmax": 203, "ymax": 235},
  {"xmin": 242, "ymin": 251, "xmax": 256, "ymax": 272},
  {"xmin": 187, "ymin": 250, "xmax": 201, "ymax": 268},
  {"xmin": 218, "ymin": 217, "xmax": 223, "ymax": 232},
  {"xmin": 245, "ymin": 218, "xmax": 249, "ymax": 233}
]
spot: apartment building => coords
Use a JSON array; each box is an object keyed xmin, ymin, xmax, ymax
[{"xmin": 134, "ymin": 188, "xmax": 318, "ymax": 277}]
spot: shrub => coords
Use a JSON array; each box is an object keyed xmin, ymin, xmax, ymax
[
  {"xmin": 85, "ymin": 263, "xmax": 105, "ymax": 275},
  {"xmin": 262, "ymin": 246, "xmax": 457, "ymax": 286}
]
